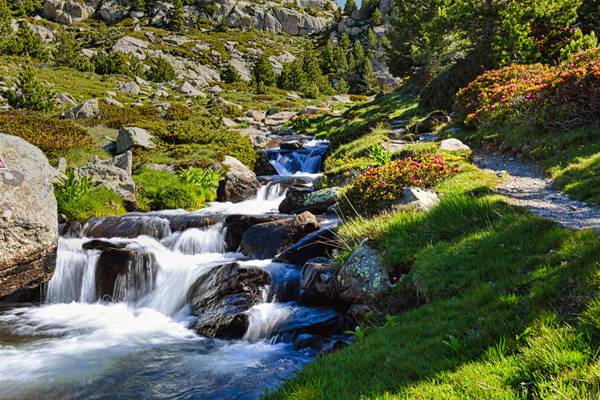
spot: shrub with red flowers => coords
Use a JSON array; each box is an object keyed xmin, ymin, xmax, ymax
[
  {"xmin": 341, "ymin": 156, "xmax": 459, "ymax": 216},
  {"xmin": 455, "ymin": 47, "xmax": 600, "ymax": 131}
]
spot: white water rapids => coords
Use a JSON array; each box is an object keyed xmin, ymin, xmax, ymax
[{"xmin": 0, "ymin": 140, "xmax": 334, "ymax": 400}]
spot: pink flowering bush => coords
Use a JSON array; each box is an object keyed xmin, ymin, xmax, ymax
[
  {"xmin": 341, "ymin": 156, "xmax": 460, "ymax": 216},
  {"xmin": 455, "ymin": 47, "xmax": 600, "ymax": 131}
]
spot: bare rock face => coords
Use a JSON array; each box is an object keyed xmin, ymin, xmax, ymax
[
  {"xmin": 43, "ymin": 0, "xmax": 97, "ymax": 25},
  {"xmin": 0, "ymin": 133, "xmax": 58, "ymax": 298}
]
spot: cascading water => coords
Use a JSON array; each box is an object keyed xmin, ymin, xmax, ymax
[{"xmin": 0, "ymin": 139, "xmax": 336, "ymax": 400}]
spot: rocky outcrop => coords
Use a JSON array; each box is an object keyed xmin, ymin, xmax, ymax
[
  {"xmin": 99, "ymin": 0, "xmax": 130, "ymax": 24},
  {"xmin": 116, "ymin": 127, "xmax": 155, "ymax": 154},
  {"xmin": 76, "ymin": 154, "xmax": 136, "ymax": 204},
  {"xmin": 337, "ymin": 240, "xmax": 391, "ymax": 304},
  {"xmin": 188, "ymin": 263, "xmax": 270, "ymax": 339},
  {"xmin": 112, "ymin": 36, "xmax": 149, "ymax": 60},
  {"xmin": 217, "ymin": 156, "xmax": 260, "ymax": 203},
  {"xmin": 0, "ymin": 134, "xmax": 58, "ymax": 298},
  {"xmin": 43, "ymin": 0, "xmax": 97, "ymax": 25},
  {"xmin": 298, "ymin": 259, "xmax": 338, "ymax": 307},
  {"xmin": 240, "ymin": 211, "xmax": 319, "ymax": 259},
  {"xmin": 214, "ymin": 0, "xmax": 334, "ymax": 36}
]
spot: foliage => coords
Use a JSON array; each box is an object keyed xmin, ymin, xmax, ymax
[
  {"xmin": 369, "ymin": 143, "xmax": 392, "ymax": 166},
  {"xmin": 343, "ymin": 0, "xmax": 356, "ymax": 16},
  {"xmin": 0, "ymin": 111, "xmax": 93, "ymax": 160},
  {"xmin": 455, "ymin": 47, "xmax": 600, "ymax": 131},
  {"xmin": 53, "ymin": 31, "xmax": 94, "ymax": 72},
  {"xmin": 134, "ymin": 167, "xmax": 219, "ymax": 211},
  {"xmin": 55, "ymin": 170, "xmax": 125, "ymax": 220},
  {"xmin": 8, "ymin": 64, "xmax": 55, "ymax": 113},
  {"xmin": 341, "ymin": 155, "xmax": 459, "ymax": 216},
  {"xmin": 221, "ymin": 63, "xmax": 242, "ymax": 84},
  {"xmin": 2, "ymin": 22, "xmax": 49, "ymax": 61},
  {"xmin": 171, "ymin": 0, "xmax": 185, "ymax": 32},
  {"xmin": 92, "ymin": 51, "xmax": 143, "ymax": 77},
  {"xmin": 146, "ymin": 56, "xmax": 175, "ymax": 82}
]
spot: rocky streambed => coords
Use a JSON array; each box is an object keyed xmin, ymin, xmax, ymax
[{"xmin": 0, "ymin": 138, "xmax": 364, "ymax": 399}]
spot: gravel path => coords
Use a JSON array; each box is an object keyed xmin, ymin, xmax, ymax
[{"xmin": 473, "ymin": 152, "xmax": 600, "ymax": 231}]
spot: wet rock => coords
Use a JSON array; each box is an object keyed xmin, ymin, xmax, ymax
[
  {"xmin": 62, "ymin": 98, "xmax": 99, "ymax": 120},
  {"xmin": 337, "ymin": 240, "xmax": 391, "ymax": 304},
  {"xmin": 293, "ymin": 333, "xmax": 323, "ymax": 351},
  {"xmin": 0, "ymin": 133, "xmax": 58, "ymax": 298},
  {"xmin": 58, "ymin": 220, "xmax": 83, "ymax": 238},
  {"xmin": 95, "ymin": 246, "xmax": 157, "ymax": 303},
  {"xmin": 160, "ymin": 214, "xmax": 216, "ymax": 232},
  {"xmin": 188, "ymin": 263, "xmax": 270, "ymax": 339},
  {"xmin": 440, "ymin": 138, "xmax": 470, "ymax": 152},
  {"xmin": 240, "ymin": 212, "xmax": 320, "ymax": 259},
  {"xmin": 280, "ymin": 140, "xmax": 303, "ymax": 150},
  {"xmin": 223, "ymin": 214, "xmax": 283, "ymax": 251},
  {"xmin": 254, "ymin": 152, "xmax": 278, "ymax": 176},
  {"xmin": 217, "ymin": 156, "xmax": 260, "ymax": 203},
  {"xmin": 275, "ymin": 228, "xmax": 337, "ymax": 266},
  {"xmin": 82, "ymin": 239, "xmax": 128, "ymax": 251},
  {"xmin": 274, "ymin": 306, "xmax": 343, "ymax": 337},
  {"xmin": 279, "ymin": 186, "xmax": 312, "ymax": 214},
  {"xmin": 298, "ymin": 259, "xmax": 338, "ymax": 306},
  {"xmin": 83, "ymin": 216, "xmax": 171, "ymax": 239},
  {"xmin": 116, "ymin": 127, "xmax": 155, "ymax": 154}
]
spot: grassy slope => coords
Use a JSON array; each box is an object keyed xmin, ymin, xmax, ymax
[{"xmin": 268, "ymin": 89, "xmax": 600, "ymax": 400}]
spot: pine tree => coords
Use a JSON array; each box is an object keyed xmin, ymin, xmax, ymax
[
  {"xmin": 277, "ymin": 60, "xmax": 307, "ymax": 91},
  {"xmin": 252, "ymin": 55, "xmax": 275, "ymax": 93},
  {"xmin": 366, "ymin": 28, "xmax": 378, "ymax": 51},
  {"xmin": 8, "ymin": 63, "xmax": 55, "ymax": 112},
  {"xmin": 131, "ymin": 0, "xmax": 146, "ymax": 12},
  {"xmin": 354, "ymin": 40, "xmax": 366, "ymax": 64},
  {"xmin": 361, "ymin": 57, "xmax": 378, "ymax": 94},
  {"xmin": 171, "ymin": 0, "xmax": 184, "ymax": 32},
  {"xmin": 0, "ymin": 0, "xmax": 12, "ymax": 47},
  {"xmin": 372, "ymin": 7, "xmax": 382, "ymax": 25},
  {"xmin": 344, "ymin": 0, "xmax": 356, "ymax": 16}
]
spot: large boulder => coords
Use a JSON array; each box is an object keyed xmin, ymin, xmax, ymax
[
  {"xmin": 188, "ymin": 263, "xmax": 270, "ymax": 339},
  {"xmin": 95, "ymin": 246, "xmax": 157, "ymax": 303},
  {"xmin": 217, "ymin": 156, "xmax": 260, "ymax": 203},
  {"xmin": 76, "ymin": 155, "xmax": 136, "ymax": 204},
  {"xmin": 337, "ymin": 240, "xmax": 391, "ymax": 304},
  {"xmin": 0, "ymin": 134, "xmax": 58, "ymax": 298},
  {"xmin": 62, "ymin": 98, "xmax": 100, "ymax": 120},
  {"xmin": 99, "ymin": 0, "xmax": 130, "ymax": 23},
  {"xmin": 116, "ymin": 127, "xmax": 155, "ymax": 154},
  {"xmin": 279, "ymin": 187, "xmax": 340, "ymax": 215},
  {"xmin": 440, "ymin": 138, "xmax": 471, "ymax": 152},
  {"xmin": 112, "ymin": 36, "xmax": 149, "ymax": 60},
  {"xmin": 43, "ymin": 0, "xmax": 97, "ymax": 25},
  {"xmin": 83, "ymin": 216, "xmax": 171, "ymax": 239},
  {"xmin": 240, "ymin": 211, "xmax": 320, "ymax": 259}
]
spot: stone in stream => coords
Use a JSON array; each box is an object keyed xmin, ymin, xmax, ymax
[
  {"xmin": 240, "ymin": 212, "xmax": 320, "ymax": 259},
  {"xmin": 83, "ymin": 216, "xmax": 172, "ymax": 239},
  {"xmin": 273, "ymin": 306, "xmax": 343, "ymax": 337},
  {"xmin": 0, "ymin": 133, "xmax": 58, "ymax": 299},
  {"xmin": 223, "ymin": 214, "xmax": 284, "ymax": 251},
  {"xmin": 188, "ymin": 263, "xmax": 270, "ymax": 339},
  {"xmin": 217, "ymin": 156, "xmax": 260, "ymax": 203},
  {"xmin": 278, "ymin": 186, "xmax": 313, "ymax": 214},
  {"xmin": 297, "ymin": 259, "xmax": 339, "ymax": 307},
  {"xmin": 95, "ymin": 246, "xmax": 157, "ymax": 303},
  {"xmin": 337, "ymin": 240, "xmax": 391, "ymax": 304},
  {"xmin": 279, "ymin": 187, "xmax": 340, "ymax": 215},
  {"xmin": 275, "ymin": 228, "xmax": 337, "ymax": 266}
]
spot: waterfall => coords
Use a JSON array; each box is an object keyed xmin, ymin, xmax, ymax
[
  {"xmin": 169, "ymin": 224, "xmax": 226, "ymax": 255},
  {"xmin": 268, "ymin": 140, "xmax": 329, "ymax": 177}
]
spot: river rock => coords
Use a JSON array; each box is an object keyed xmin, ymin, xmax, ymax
[
  {"xmin": 278, "ymin": 186, "xmax": 312, "ymax": 214},
  {"xmin": 279, "ymin": 187, "xmax": 339, "ymax": 215},
  {"xmin": 240, "ymin": 211, "xmax": 319, "ymax": 259},
  {"xmin": 83, "ymin": 216, "xmax": 171, "ymax": 239},
  {"xmin": 298, "ymin": 259, "xmax": 338, "ymax": 306},
  {"xmin": 440, "ymin": 138, "xmax": 471, "ymax": 152},
  {"xmin": 217, "ymin": 156, "xmax": 260, "ymax": 203},
  {"xmin": 116, "ymin": 127, "xmax": 155, "ymax": 154},
  {"xmin": 223, "ymin": 214, "xmax": 283, "ymax": 251},
  {"xmin": 275, "ymin": 228, "xmax": 337, "ymax": 266},
  {"xmin": 95, "ymin": 246, "xmax": 157, "ymax": 303},
  {"xmin": 0, "ymin": 134, "xmax": 58, "ymax": 298},
  {"xmin": 293, "ymin": 333, "xmax": 324, "ymax": 351},
  {"xmin": 188, "ymin": 263, "xmax": 270, "ymax": 339},
  {"xmin": 273, "ymin": 306, "xmax": 342, "ymax": 337},
  {"xmin": 253, "ymin": 152, "xmax": 278, "ymax": 176},
  {"xmin": 62, "ymin": 98, "xmax": 100, "ymax": 120},
  {"xmin": 337, "ymin": 240, "xmax": 391, "ymax": 304}
]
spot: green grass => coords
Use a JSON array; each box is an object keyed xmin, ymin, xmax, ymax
[
  {"xmin": 268, "ymin": 194, "xmax": 600, "ymax": 399},
  {"xmin": 292, "ymin": 88, "xmax": 420, "ymax": 150},
  {"xmin": 57, "ymin": 187, "xmax": 126, "ymax": 220}
]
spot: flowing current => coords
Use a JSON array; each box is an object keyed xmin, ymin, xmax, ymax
[{"xmin": 0, "ymin": 140, "xmax": 334, "ymax": 400}]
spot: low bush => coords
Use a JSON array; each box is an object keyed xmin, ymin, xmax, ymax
[
  {"xmin": 341, "ymin": 155, "xmax": 460, "ymax": 216},
  {"xmin": 146, "ymin": 56, "xmax": 175, "ymax": 83},
  {"xmin": 455, "ymin": 47, "xmax": 600, "ymax": 131},
  {"xmin": 0, "ymin": 111, "xmax": 93, "ymax": 160},
  {"xmin": 8, "ymin": 65, "xmax": 55, "ymax": 113}
]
